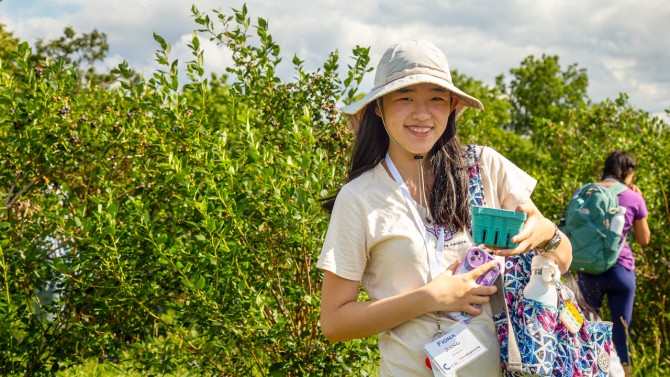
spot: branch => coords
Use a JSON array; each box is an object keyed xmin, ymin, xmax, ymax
[{"xmin": 5, "ymin": 178, "xmax": 39, "ymax": 208}]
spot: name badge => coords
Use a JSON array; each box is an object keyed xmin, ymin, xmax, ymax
[
  {"xmin": 560, "ymin": 300, "xmax": 584, "ymax": 334},
  {"xmin": 424, "ymin": 324, "xmax": 487, "ymax": 376}
]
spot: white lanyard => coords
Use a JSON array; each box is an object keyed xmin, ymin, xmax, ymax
[{"xmin": 385, "ymin": 153, "xmax": 445, "ymax": 281}]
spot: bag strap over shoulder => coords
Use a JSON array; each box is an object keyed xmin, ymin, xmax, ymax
[
  {"xmin": 490, "ymin": 275, "xmax": 523, "ymax": 372},
  {"xmin": 610, "ymin": 183, "xmax": 629, "ymax": 253},
  {"xmin": 465, "ymin": 144, "xmax": 524, "ymax": 372},
  {"xmin": 465, "ymin": 144, "xmax": 487, "ymax": 208},
  {"xmin": 577, "ymin": 182, "xmax": 628, "ymax": 197},
  {"xmin": 607, "ymin": 182, "xmax": 628, "ymax": 197}
]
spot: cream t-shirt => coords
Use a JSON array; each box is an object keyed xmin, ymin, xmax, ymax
[{"xmin": 317, "ymin": 146, "xmax": 537, "ymax": 377}]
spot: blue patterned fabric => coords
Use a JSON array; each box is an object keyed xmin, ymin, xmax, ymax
[
  {"xmin": 465, "ymin": 144, "xmax": 487, "ymax": 209},
  {"xmin": 494, "ymin": 252, "xmax": 613, "ymax": 376},
  {"xmin": 465, "ymin": 145, "xmax": 613, "ymax": 376}
]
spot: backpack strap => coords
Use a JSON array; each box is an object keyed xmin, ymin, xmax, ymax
[
  {"xmin": 576, "ymin": 182, "xmax": 627, "ymax": 197},
  {"xmin": 608, "ymin": 183, "xmax": 629, "ymax": 253},
  {"xmin": 607, "ymin": 182, "xmax": 628, "ymax": 196}
]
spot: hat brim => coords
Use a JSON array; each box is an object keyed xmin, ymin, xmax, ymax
[{"xmin": 341, "ymin": 74, "xmax": 484, "ymax": 133}]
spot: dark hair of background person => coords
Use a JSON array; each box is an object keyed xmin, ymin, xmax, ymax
[{"xmin": 601, "ymin": 151, "xmax": 637, "ymax": 183}]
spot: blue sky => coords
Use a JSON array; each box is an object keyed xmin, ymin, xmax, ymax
[{"xmin": 1, "ymin": 0, "xmax": 669, "ymax": 120}]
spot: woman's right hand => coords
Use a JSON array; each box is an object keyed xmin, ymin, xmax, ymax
[
  {"xmin": 421, "ymin": 259, "xmax": 499, "ymax": 315},
  {"xmin": 320, "ymin": 258, "xmax": 500, "ymax": 342}
]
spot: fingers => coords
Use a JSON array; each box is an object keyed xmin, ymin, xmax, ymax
[
  {"xmin": 445, "ymin": 259, "xmax": 460, "ymax": 275},
  {"xmin": 473, "ymin": 284, "xmax": 497, "ymax": 296},
  {"xmin": 472, "ymin": 288, "xmax": 497, "ymax": 304},
  {"xmin": 454, "ymin": 286, "xmax": 497, "ymax": 315},
  {"xmin": 461, "ymin": 305, "xmax": 483, "ymax": 316},
  {"xmin": 494, "ymin": 241, "xmax": 529, "ymax": 256},
  {"xmin": 469, "ymin": 260, "xmax": 500, "ymax": 279},
  {"xmin": 426, "ymin": 259, "xmax": 499, "ymax": 314},
  {"xmin": 499, "ymin": 213, "xmax": 555, "ymax": 256}
]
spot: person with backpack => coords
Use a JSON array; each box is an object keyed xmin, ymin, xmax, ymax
[
  {"xmin": 572, "ymin": 151, "xmax": 650, "ymax": 377},
  {"xmin": 317, "ymin": 40, "xmax": 572, "ymax": 377}
]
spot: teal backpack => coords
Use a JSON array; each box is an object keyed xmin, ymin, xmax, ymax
[{"xmin": 560, "ymin": 183, "xmax": 628, "ymax": 274}]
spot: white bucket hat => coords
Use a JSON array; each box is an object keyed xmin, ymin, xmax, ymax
[{"xmin": 341, "ymin": 40, "xmax": 484, "ymax": 133}]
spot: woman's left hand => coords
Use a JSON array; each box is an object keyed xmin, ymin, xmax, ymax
[
  {"xmin": 492, "ymin": 200, "xmax": 572, "ymax": 272},
  {"xmin": 498, "ymin": 201, "xmax": 554, "ymax": 255}
]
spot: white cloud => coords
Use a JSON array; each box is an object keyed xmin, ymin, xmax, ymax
[
  {"xmin": 604, "ymin": 58, "xmax": 637, "ymax": 83},
  {"xmin": 1, "ymin": 0, "xmax": 668, "ymax": 114},
  {"xmin": 171, "ymin": 32, "xmax": 233, "ymax": 80}
]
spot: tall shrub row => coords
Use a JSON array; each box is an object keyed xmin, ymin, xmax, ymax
[{"xmin": 1, "ymin": 5, "xmax": 377, "ymax": 375}]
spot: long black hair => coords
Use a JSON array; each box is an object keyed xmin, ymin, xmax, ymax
[
  {"xmin": 323, "ymin": 101, "xmax": 471, "ymax": 230},
  {"xmin": 601, "ymin": 150, "xmax": 637, "ymax": 182}
]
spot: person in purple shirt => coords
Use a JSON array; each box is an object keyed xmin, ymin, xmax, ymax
[{"xmin": 577, "ymin": 151, "xmax": 651, "ymax": 377}]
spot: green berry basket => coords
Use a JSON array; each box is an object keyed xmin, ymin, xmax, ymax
[{"xmin": 470, "ymin": 206, "xmax": 527, "ymax": 248}]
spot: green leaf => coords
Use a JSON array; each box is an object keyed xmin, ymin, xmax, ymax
[{"xmin": 195, "ymin": 276, "xmax": 206, "ymax": 290}]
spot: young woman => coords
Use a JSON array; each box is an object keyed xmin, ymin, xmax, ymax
[
  {"xmin": 577, "ymin": 151, "xmax": 650, "ymax": 377},
  {"xmin": 318, "ymin": 40, "xmax": 572, "ymax": 376}
]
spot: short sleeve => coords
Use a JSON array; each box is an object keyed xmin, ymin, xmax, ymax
[
  {"xmin": 637, "ymin": 200, "xmax": 648, "ymax": 220},
  {"xmin": 618, "ymin": 189, "xmax": 648, "ymax": 222},
  {"xmin": 478, "ymin": 146, "xmax": 537, "ymax": 210},
  {"xmin": 632, "ymin": 192, "xmax": 648, "ymax": 220},
  {"xmin": 317, "ymin": 185, "xmax": 369, "ymax": 281}
]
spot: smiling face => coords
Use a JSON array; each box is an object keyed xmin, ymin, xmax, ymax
[{"xmin": 377, "ymin": 83, "xmax": 457, "ymax": 161}]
